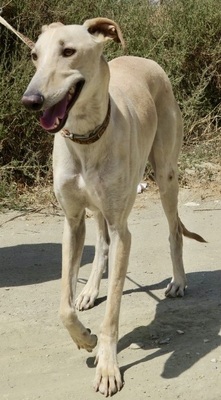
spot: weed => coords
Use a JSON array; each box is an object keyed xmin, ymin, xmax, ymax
[{"xmin": 0, "ymin": 0, "xmax": 220, "ymax": 208}]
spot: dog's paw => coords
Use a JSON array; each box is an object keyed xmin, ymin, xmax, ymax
[
  {"xmin": 75, "ymin": 329, "xmax": 98, "ymax": 352},
  {"xmin": 165, "ymin": 279, "xmax": 187, "ymax": 297},
  {"xmin": 93, "ymin": 360, "xmax": 123, "ymax": 397},
  {"xmin": 61, "ymin": 311, "xmax": 98, "ymax": 352},
  {"xmin": 76, "ymin": 287, "xmax": 99, "ymax": 311},
  {"xmin": 93, "ymin": 340, "xmax": 123, "ymax": 396}
]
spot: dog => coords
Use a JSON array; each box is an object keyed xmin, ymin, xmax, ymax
[{"xmin": 21, "ymin": 18, "xmax": 205, "ymax": 396}]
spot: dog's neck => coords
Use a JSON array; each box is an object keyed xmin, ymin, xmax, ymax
[
  {"xmin": 60, "ymin": 56, "xmax": 111, "ymax": 144},
  {"xmin": 61, "ymin": 97, "xmax": 111, "ymax": 144}
]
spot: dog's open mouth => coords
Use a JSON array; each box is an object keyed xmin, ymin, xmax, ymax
[{"xmin": 40, "ymin": 79, "xmax": 85, "ymax": 133}]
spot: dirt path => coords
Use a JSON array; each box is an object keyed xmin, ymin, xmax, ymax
[{"xmin": 0, "ymin": 189, "xmax": 221, "ymax": 400}]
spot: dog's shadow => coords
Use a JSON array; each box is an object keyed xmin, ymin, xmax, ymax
[
  {"xmin": 1, "ymin": 244, "xmax": 220, "ymax": 380},
  {"xmin": 0, "ymin": 243, "xmax": 94, "ymax": 287},
  {"xmin": 88, "ymin": 270, "xmax": 221, "ymax": 380},
  {"xmin": 121, "ymin": 270, "xmax": 221, "ymax": 379}
]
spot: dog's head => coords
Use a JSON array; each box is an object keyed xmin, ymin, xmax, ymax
[{"xmin": 21, "ymin": 18, "xmax": 125, "ymax": 133}]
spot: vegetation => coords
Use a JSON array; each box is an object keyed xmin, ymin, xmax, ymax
[{"xmin": 0, "ymin": 0, "xmax": 220, "ymax": 208}]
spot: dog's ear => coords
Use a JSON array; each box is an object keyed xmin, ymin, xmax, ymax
[
  {"xmin": 41, "ymin": 22, "xmax": 64, "ymax": 33},
  {"xmin": 83, "ymin": 18, "xmax": 125, "ymax": 48}
]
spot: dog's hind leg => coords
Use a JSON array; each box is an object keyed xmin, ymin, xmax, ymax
[
  {"xmin": 76, "ymin": 211, "xmax": 109, "ymax": 311},
  {"xmin": 156, "ymin": 162, "xmax": 187, "ymax": 297},
  {"xmin": 149, "ymin": 105, "xmax": 187, "ymax": 297}
]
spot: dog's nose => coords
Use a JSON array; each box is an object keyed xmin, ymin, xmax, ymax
[{"xmin": 21, "ymin": 92, "xmax": 44, "ymax": 111}]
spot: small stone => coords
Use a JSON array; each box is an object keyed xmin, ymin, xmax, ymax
[
  {"xmin": 204, "ymin": 339, "xmax": 210, "ymax": 343},
  {"xmin": 159, "ymin": 337, "xmax": 171, "ymax": 345},
  {"xmin": 151, "ymin": 334, "xmax": 159, "ymax": 340},
  {"xmin": 176, "ymin": 330, "xmax": 184, "ymax": 335},
  {"xmin": 184, "ymin": 201, "xmax": 200, "ymax": 207},
  {"xmin": 129, "ymin": 342, "xmax": 144, "ymax": 349}
]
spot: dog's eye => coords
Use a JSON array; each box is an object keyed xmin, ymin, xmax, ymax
[
  {"xmin": 62, "ymin": 48, "xmax": 76, "ymax": 57},
  {"xmin": 31, "ymin": 52, "xmax": 38, "ymax": 61}
]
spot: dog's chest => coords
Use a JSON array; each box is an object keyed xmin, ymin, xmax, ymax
[
  {"xmin": 54, "ymin": 141, "xmax": 128, "ymax": 212},
  {"xmin": 64, "ymin": 165, "xmax": 107, "ymax": 210}
]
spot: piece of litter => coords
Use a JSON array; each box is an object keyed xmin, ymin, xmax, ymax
[
  {"xmin": 210, "ymin": 358, "xmax": 217, "ymax": 363},
  {"xmin": 204, "ymin": 339, "xmax": 210, "ymax": 343},
  {"xmin": 176, "ymin": 330, "xmax": 184, "ymax": 335},
  {"xmin": 137, "ymin": 183, "xmax": 148, "ymax": 194},
  {"xmin": 129, "ymin": 342, "xmax": 144, "ymax": 349}
]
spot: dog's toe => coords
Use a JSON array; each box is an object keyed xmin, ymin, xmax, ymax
[
  {"xmin": 165, "ymin": 280, "xmax": 186, "ymax": 297},
  {"xmin": 94, "ymin": 374, "xmax": 123, "ymax": 397},
  {"xmin": 76, "ymin": 288, "xmax": 99, "ymax": 311}
]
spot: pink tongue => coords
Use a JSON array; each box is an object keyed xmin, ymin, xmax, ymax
[{"xmin": 40, "ymin": 94, "xmax": 68, "ymax": 130}]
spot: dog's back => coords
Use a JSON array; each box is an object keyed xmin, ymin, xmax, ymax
[
  {"xmin": 109, "ymin": 56, "xmax": 175, "ymax": 105},
  {"xmin": 108, "ymin": 55, "xmax": 183, "ymax": 176}
]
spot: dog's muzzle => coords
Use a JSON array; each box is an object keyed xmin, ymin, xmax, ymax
[{"xmin": 21, "ymin": 80, "xmax": 85, "ymax": 133}]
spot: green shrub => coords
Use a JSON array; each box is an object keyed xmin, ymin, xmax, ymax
[{"xmin": 0, "ymin": 0, "xmax": 220, "ymax": 204}]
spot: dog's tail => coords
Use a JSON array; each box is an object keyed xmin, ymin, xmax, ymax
[{"xmin": 179, "ymin": 218, "xmax": 207, "ymax": 243}]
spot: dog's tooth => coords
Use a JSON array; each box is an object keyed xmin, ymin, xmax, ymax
[{"xmin": 54, "ymin": 117, "xmax": 59, "ymax": 127}]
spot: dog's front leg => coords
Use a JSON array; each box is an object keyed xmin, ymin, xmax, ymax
[
  {"xmin": 94, "ymin": 222, "xmax": 131, "ymax": 396},
  {"xmin": 60, "ymin": 214, "xmax": 97, "ymax": 352}
]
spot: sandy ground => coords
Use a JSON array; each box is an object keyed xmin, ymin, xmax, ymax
[{"xmin": 0, "ymin": 188, "xmax": 221, "ymax": 400}]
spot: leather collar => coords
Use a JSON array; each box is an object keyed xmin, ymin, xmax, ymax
[{"xmin": 60, "ymin": 98, "xmax": 111, "ymax": 144}]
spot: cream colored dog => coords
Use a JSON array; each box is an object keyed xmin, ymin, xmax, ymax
[{"xmin": 22, "ymin": 18, "xmax": 205, "ymax": 396}]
